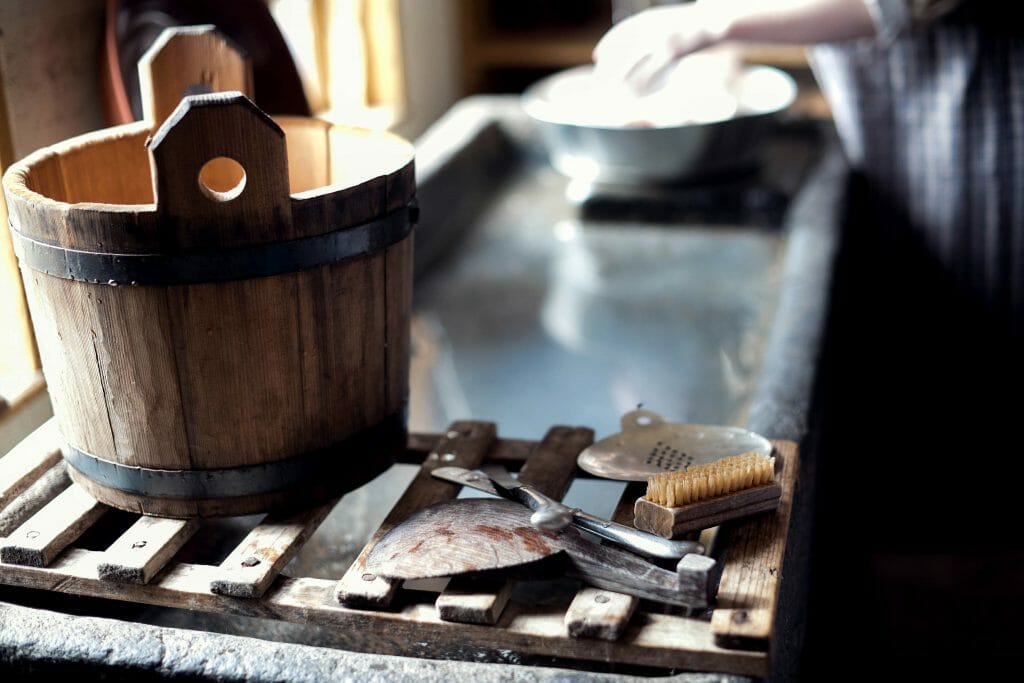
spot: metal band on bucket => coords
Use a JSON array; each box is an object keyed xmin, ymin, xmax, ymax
[
  {"xmin": 61, "ymin": 409, "xmax": 406, "ymax": 499},
  {"xmin": 9, "ymin": 203, "xmax": 417, "ymax": 286}
]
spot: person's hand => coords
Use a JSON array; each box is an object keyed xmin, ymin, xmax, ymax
[{"xmin": 592, "ymin": 2, "xmax": 728, "ymax": 94}]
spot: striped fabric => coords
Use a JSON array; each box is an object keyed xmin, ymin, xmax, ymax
[{"xmin": 810, "ymin": 1, "xmax": 1024, "ymax": 334}]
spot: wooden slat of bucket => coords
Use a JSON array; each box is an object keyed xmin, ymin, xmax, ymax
[
  {"xmin": 436, "ymin": 426, "xmax": 593, "ymax": 625},
  {"xmin": 711, "ymin": 440, "xmax": 798, "ymax": 649},
  {"xmin": 163, "ymin": 276, "xmax": 306, "ymax": 468},
  {"xmin": 47, "ymin": 126, "xmax": 154, "ymax": 207},
  {"xmin": 294, "ymin": 255, "xmax": 388, "ymax": 451},
  {"xmin": 20, "ymin": 277, "xmax": 117, "ymax": 460},
  {"xmin": 276, "ymin": 115, "xmax": 330, "ymax": 194},
  {"xmin": 564, "ymin": 481, "xmax": 643, "ymax": 640},
  {"xmin": 0, "ymin": 483, "xmax": 105, "ymax": 567},
  {"xmin": 97, "ymin": 516, "xmax": 200, "ymax": 584},
  {"xmin": 7, "ymin": 124, "xmax": 157, "ymax": 253},
  {"xmin": 210, "ymin": 501, "xmax": 336, "ymax": 598},
  {"xmin": 385, "ymin": 235, "xmax": 413, "ymax": 418},
  {"xmin": 334, "ymin": 421, "xmax": 496, "ymax": 609},
  {"xmin": 80, "ymin": 284, "xmax": 189, "ymax": 469},
  {"xmin": 0, "ymin": 417, "xmax": 62, "ymax": 511},
  {"xmin": 138, "ymin": 25, "xmax": 253, "ymax": 127}
]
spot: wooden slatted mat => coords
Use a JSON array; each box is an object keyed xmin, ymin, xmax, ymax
[{"xmin": 0, "ymin": 419, "xmax": 799, "ymax": 677}]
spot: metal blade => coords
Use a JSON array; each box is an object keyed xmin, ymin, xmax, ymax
[
  {"xmin": 431, "ymin": 466, "xmax": 500, "ymax": 497},
  {"xmin": 365, "ymin": 498, "xmax": 567, "ymax": 579}
]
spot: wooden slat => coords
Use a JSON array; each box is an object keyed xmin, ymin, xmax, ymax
[
  {"xmin": 564, "ymin": 481, "xmax": 643, "ymax": 640},
  {"xmin": 401, "ymin": 433, "xmax": 535, "ymax": 465},
  {"xmin": 97, "ymin": 516, "xmax": 199, "ymax": 584},
  {"xmin": 210, "ymin": 501, "xmax": 336, "ymax": 598},
  {"xmin": 0, "ymin": 429, "xmax": 795, "ymax": 676},
  {"xmin": 564, "ymin": 587, "xmax": 638, "ymax": 640},
  {"xmin": 0, "ymin": 462, "xmax": 69, "ymax": 539},
  {"xmin": 22, "ymin": 276, "xmax": 117, "ymax": 459},
  {"xmin": 333, "ymin": 421, "xmax": 496, "ymax": 608},
  {"xmin": 0, "ymin": 547, "xmax": 767, "ymax": 677},
  {"xmin": 432, "ymin": 577, "xmax": 514, "ymax": 625},
  {"xmin": 711, "ymin": 440, "xmax": 798, "ymax": 649},
  {"xmin": 0, "ymin": 417, "xmax": 62, "ymax": 511},
  {"xmin": 0, "ymin": 483, "xmax": 105, "ymax": 566},
  {"xmin": 436, "ymin": 425, "xmax": 593, "ymax": 625}
]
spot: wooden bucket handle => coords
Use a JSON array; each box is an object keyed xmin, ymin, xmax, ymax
[
  {"xmin": 138, "ymin": 25, "xmax": 293, "ymax": 248},
  {"xmin": 138, "ymin": 24, "xmax": 254, "ymax": 128},
  {"xmin": 147, "ymin": 92, "xmax": 294, "ymax": 249}
]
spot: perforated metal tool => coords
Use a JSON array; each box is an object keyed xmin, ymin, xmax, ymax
[{"xmin": 576, "ymin": 409, "xmax": 773, "ymax": 482}]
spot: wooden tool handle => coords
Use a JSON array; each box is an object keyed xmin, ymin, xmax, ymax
[
  {"xmin": 563, "ymin": 534, "xmax": 718, "ymax": 609},
  {"xmin": 138, "ymin": 25, "xmax": 254, "ymax": 128},
  {"xmin": 146, "ymin": 92, "xmax": 294, "ymax": 250}
]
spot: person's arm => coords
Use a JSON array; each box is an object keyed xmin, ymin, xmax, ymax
[{"xmin": 593, "ymin": 0, "xmax": 878, "ymax": 91}]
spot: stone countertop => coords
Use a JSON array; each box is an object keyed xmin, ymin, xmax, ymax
[{"xmin": 0, "ymin": 96, "xmax": 848, "ymax": 682}]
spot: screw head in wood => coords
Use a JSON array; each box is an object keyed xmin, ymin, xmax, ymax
[
  {"xmin": 132, "ymin": 540, "xmax": 147, "ymax": 549},
  {"xmin": 361, "ymin": 572, "xmax": 376, "ymax": 582},
  {"xmin": 25, "ymin": 530, "xmax": 39, "ymax": 539},
  {"xmin": 241, "ymin": 556, "xmax": 261, "ymax": 567},
  {"xmin": 594, "ymin": 593, "xmax": 611, "ymax": 604}
]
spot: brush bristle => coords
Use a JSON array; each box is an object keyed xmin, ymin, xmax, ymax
[{"xmin": 644, "ymin": 451, "xmax": 775, "ymax": 507}]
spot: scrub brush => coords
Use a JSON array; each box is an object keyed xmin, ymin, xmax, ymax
[
  {"xmin": 643, "ymin": 451, "xmax": 776, "ymax": 507},
  {"xmin": 634, "ymin": 450, "xmax": 782, "ymax": 539}
]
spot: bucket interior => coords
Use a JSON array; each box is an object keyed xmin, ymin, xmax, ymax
[{"xmin": 21, "ymin": 117, "xmax": 413, "ymax": 207}]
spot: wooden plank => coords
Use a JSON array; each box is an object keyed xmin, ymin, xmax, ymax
[
  {"xmin": 402, "ymin": 433, "xmax": 535, "ymax": 465},
  {"xmin": 0, "ymin": 463, "xmax": 69, "ymax": 539},
  {"xmin": 97, "ymin": 516, "xmax": 199, "ymax": 584},
  {"xmin": 711, "ymin": 440, "xmax": 798, "ymax": 650},
  {"xmin": 564, "ymin": 480, "xmax": 642, "ymax": 640},
  {"xmin": 564, "ymin": 587, "xmax": 637, "ymax": 640},
  {"xmin": 0, "ymin": 417, "xmax": 62, "ymax": 511},
  {"xmin": 433, "ymin": 577, "xmax": 514, "ymax": 625},
  {"xmin": 437, "ymin": 425, "xmax": 593, "ymax": 625},
  {"xmin": 210, "ymin": 501, "xmax": 335, "ymax": 598},
  {"xmin": 334, "ymin": 420, "xmax": 496, "ymax": 608},
  {"xmin": 0, "ymin": 547, "xmax": 766, "ymax": 677},
  {"xmin": 0, "ymin": 483, "xmax": 105, "ymax": 566}
]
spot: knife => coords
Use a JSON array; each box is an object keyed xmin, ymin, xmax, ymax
[{"xmin": 431, "ymin": 465, "xmax": 704, "ymax": 561}]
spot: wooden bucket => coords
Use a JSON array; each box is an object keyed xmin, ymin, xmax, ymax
[{"xmin": 1, "ymin": 34, "xmax": 416, "ymax": 517}]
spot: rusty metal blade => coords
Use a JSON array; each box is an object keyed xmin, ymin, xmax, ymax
[{"xmin": 365, "ymin": 498, "xmax": 567, "ymax": 579}]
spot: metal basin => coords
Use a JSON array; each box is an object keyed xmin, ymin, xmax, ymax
[{"xmin": 521, "ymin": 63, "xmax": 797, "ymax": 184}]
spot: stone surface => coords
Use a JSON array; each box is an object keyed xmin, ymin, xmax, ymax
[{"xmin": 0, "ymin": 602, "xmax": 746, "ymax": 682}]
